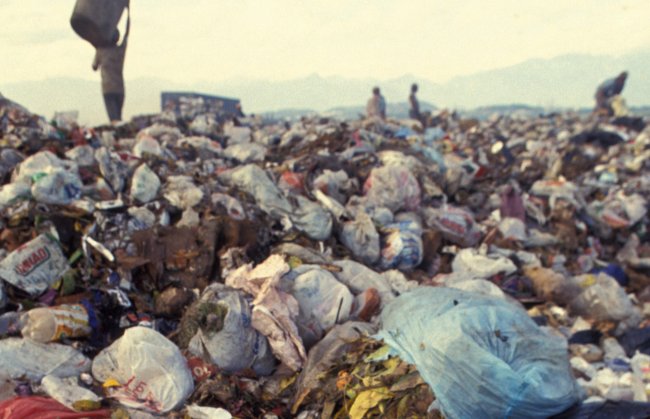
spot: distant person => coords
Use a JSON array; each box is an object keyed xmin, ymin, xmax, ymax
[
  {"xmin": 594, "ymin": 71, "xmax": 628, "ymax": 117},
  {"xmin": 92, "ymin": 3, "xmax": 130, "ymax": 123},
  {"xmin": 408, "ymin": 83, "xmax": 421, "ymax": 121},
  {"xmin": 366, "ymin": 87, "xmax": 386, "ymax": 120}
]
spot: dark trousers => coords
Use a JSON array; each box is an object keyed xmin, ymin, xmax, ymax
[{"xmin": 103, "ymin": 92, "xmax": 124, "ymax": 122}]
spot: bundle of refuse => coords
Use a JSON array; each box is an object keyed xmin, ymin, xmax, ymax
[{"xmin": 1, "ymin": 93, "xmax": 650, "ymax": 418}]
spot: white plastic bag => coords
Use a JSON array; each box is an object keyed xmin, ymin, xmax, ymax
[
  {"xmin": 290, "ymin": 196, "xmax": 332, "ymax": 241},
  {"xmin": 0, "ymin": 338, "xmax": 90, "ymax": 381},
  {"xmin": 41, "ymin": 375, "xmax": 102, "ymax": 411},
  {"xmin": 362, "ymin": 165, "xmax": 421, "ymax": 212},
  {"xmin": 130, "ymin": 164, "xmax": 160, "ymax": 204},
  {"xmin": 31, "ymin": 169, "xmax": 83, "ymax": 205},
  {"xmin": 92, "ymin": 326, "xmax": 194, "ymax": 414},
  {"xmin": 187, "ymin": 284, "xmax": 276, "ymax": 375},
  {"xmin": 164, "ymin": 176, "xmax": 204, "ymax": 209},
  {"xmin": 376, "ymin": 287, "xmax": 580, "ymax": 419},
  {"xmin": 339, "ymin": 212, "xmax": 380, "ymax": 265}
]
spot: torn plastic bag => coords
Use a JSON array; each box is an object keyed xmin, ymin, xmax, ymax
[
  {"xmin": 65, "ymin": 145, "xmax": 96, "ymax": 167},
  {"xmin": 92, "ymin": 326, "xmax": 194, "ymax": 414},
  {"xmin": 451, "ymin": 248, "xmax": 517, "ymax": 279},
  {"xmin": 12, "ymin": 151, "xmax": 77, "ymax": 184},
  {"xmin": 225, "ymin": 255, "xmax": 306, "ymax": 371},
  {"xmin": 498, "ymin": 217, "xmax": 527, "ymax": 241},
  {"xmin": 569, "ymin": 273, "xmax": 640, "ymax": 324},
  {"xmin": 377, "ymin": 287, "xmax": 580, "ymax": 419},
  {"xmin": 0, "ymin": 181, "xmax": 31, "ymax": 209},
  {"xmin": 31, "ymin": 169, "xmax": 83, "ymax": 205},
  {"xmin": 223, "ymin": 143, "xmax": 266, "ymax": 163},
  {"xmin": 41, "ymin": 374, "xmax": 102, "ymax": 411},
  {"xmin": 379, "ymin": 222, "xmax": 423, "ymax": 271},
  {"xmin": 0, "ymin": 234, "xmax": 70, "ymax": 296},
  {"xmin": 95, "ymin": 147, "xmax": 129, "ymax": 193},
  {"xmin": 163, "ymin": 175, "xmax": 204, "ymax": 209},
  {"xmin": 290, "ymin": 196, "xmax": 332, "ymax": 241},
  {"xmin": 587, "ymin": 192, "xmax": 647, "ymax": 229},
  {"xmin": 332, "ymin": 260, "xmax": 395, "ymax": 306},
  {"xmin": 422, "ymin": 206, "xmax": 482, "ymax": 247},
  {"xmin": 132, "ymin": 136, "xmax": 163, "ymax": 158},
  {"xmin": 0, "ymin": 338, "xmax": 91, "ymax": 381},
  {"xmin": 284, "ymin": 265, "xmax": 354, "ymax": 342},
  {"xmin": 339, "ymin": 212, "xmax": 381, "ymax": 265},
  {"xmin": 218, "ymin": 164, "xmax": 292, "ymax": 219},
  {"xmin": 362, "ymin": 165, "xmax": 421, "ymax": 212},
  {"xmin": 187, "ymin": 404, "xmax": 233, "ymax": 419},
  {"xmin": 130, "ymin": 164, "xmax": 161, "ymax": 204},
  {"xmin": 312, "ymin": 169, "xmax": 353, "ymax": 204},
  {"xmin": 292, "ymin": 322, "xmax": 377, "ymax": 413},
  {"xmin": 186, "ymin": 284, "xmax": 276, "ymax": 375}
]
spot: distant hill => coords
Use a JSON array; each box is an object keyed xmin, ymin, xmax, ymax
[{"xmin": 2, "ymin": 50, "xmax": 649, "ymax": 126}]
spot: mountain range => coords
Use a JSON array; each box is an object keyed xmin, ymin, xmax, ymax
[{"xmin": 1, "ymin": 50, "xmax": 649, "ymax": 126}]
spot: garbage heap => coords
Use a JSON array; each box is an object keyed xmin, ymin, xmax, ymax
[{"xmin": 1, "ymin": 94, "xmax": 650, "ymax": 419}]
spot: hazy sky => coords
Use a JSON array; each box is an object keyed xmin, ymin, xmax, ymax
[{"xmin": 2, "ymin": 0, "xmax": 650, "ymax": 85}]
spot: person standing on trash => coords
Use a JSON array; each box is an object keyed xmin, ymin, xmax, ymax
[
  {"xmin": 408, "ymin": 83, "xmax": 421, "ymax": 122},
  {"xmin": 366, "ymin": 87, "xmax": 386, "ymax": 120},
  {"xmin": 92, "ymin": 2, "xmax": 130, "ymax": 124},
  {"xmin": 594, "ymin": 71, "xmax": 628, "ymax": 117}
]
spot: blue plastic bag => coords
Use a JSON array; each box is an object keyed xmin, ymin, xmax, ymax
[{"xmin": 376, "ymin": 287, "xmax": 580, "ymax": 419}]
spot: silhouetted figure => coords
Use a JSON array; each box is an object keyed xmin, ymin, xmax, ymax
[
  {"xmin": 594, "ymin": 71, "xmax": 628, "ymax": 117},
  {"xmin": 409, "ymin": 83, "xmax": 421, "ymax": 121},
  {"xmin": 366, "ymin": 87, "xmax": 386, "ymax": 120}
]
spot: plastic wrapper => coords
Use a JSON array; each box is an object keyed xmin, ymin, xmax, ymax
[{"xmin": 0, "ymin": 234, "xmax": 70, "ymax": 296}]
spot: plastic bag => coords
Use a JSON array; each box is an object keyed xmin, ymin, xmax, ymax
[
  {"xmin": 376, "ymin": 287, "xmax": 580, "ymax": 419},
  {"xmin": 92, "ymin": 326, "xmax": 194, "ymax": 414},
  {"xmin": 163, "ymin": 175, "xmax": 204, "ymax": 209},
  {"xmin": 332, "ymin": 260, "xmax": 395, "ymax": 306},
  {"xmin": 379, "ymin": 222, "xmax": 423, "ymax": 271},
  {"xmin": 362, "ymin": 165, "xmax": 421, "ymax": 212},
  {"xmin": 218, "ymin": 164, "xmax": 292, "ymax": 219},
  {"xmin": 0, "ymin": 234, "xmax": 70, "ymax": 296},
  {"xmin": 339, "ymin": 212, "xmax": 380, "ymax": 265},
  {"xmin": 41, "ymin": 375, "xmax": 102, "ymax": 411},
  {"xmin": 186, "ymin": 284, "xmax": 276, "ymax": 375},
  {"xmin": 569, "ymin": 273, "xmax": 639, "ymax": 324},
  {"xmin": 286, "ymin": 266, "xmax": 354, "ymax": 335},
  {"xmin": 451, "ymin": 248, "xmax": 517, "ymax": 279},
  {"xmin": 223, "ymin": 143, "xmax": 266, "ymax": 163},
  {"xmin": 130, "ymin": 164, "xmax": 160, "ymax": 204},
  {"xmin": 0, "ymin": 338, "xmax": 91, "ymax": 381},
  {"xmin": 187, "ymin": 404, "xmax": 233, "ymax": 419},
  {"xmin": 132, "ymin": 136, "xmax": 163, "ymax": 158},
  {"xmin": 95, "ymin": 147, "xmax": 129, "ymax": 193},
  {"xmin": 422, "ymin": 206, "xmax": 482, "ymax": 247},
  {"xmin": 290, "ymin": 196, "xmax": 332, "ymax": 241},
  {"xmin": 31, "ymin": 169, "xmax": 83, "ymax": 205},
  {"xmin": 225, "ymin": 255, "xmax": 306, "ymax": 371}
]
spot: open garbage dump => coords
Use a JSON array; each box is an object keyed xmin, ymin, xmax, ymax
[{"xmin": 1, "ymin": 93, "xmax": 650, "ymax": 418}]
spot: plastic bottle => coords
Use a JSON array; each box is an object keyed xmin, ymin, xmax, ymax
[{"xmin": 21, "ymin": 304, "xmax": 91, "ymax": 343}]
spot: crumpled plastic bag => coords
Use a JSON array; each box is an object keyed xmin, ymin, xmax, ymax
[
  {"xmin": 225, "ymin": 255, "xmax": 307, "ymax": 371},
  {"xmin": 92, "ymin": 326, "xmax": 194, "ymax": 414},
  {"xmin": 451, "ymin": 247, "xmax": 517, "ymax": 279},
  {"xmin": 422, "ymin": 206, "xmax": 482, "ymax": 247},
  {"xmin": 333, "ymin": 260, "xmax": 396, "ymax": 306},
  {"xmin": 41, "ymin": 375, "xmax": 102, "ymax": 412},
  {"xmin": 339, "ymin": 212, "xmax": 381, "ymax": 265},
  {"xmin": 376, "ymin": 287, "xmax": 580, "ymax": 419},
  {"xmin": 186, "ymin": 283, "xmax": 276, "ymax": 375},
  {"xmin": 362, "ymin": 165, "xmax": 421, "ymax": 212},
  {"xmin": 223, "ymin": 143, "xmax": 266, "ymax": 163},
  {"xmin": 164, "ymin": 175, "xmax": 204, "ymax": 209},
  {"xmin": 218, "ymin": 164, "xmax": 292, "ymax": 219},
  {"xmin": 0, "ymin": 338, "xmax": 90, "ymax": 381},
  {"xmin": 130, "ymin": 164, "xmax": 160, "ymax": 204},
  {"xmin": 31, "ymin": 169, "xmax": 83, "ymax": 205},
  {"xmin": 379, "ymin": 221, "xmax": 423, "ymax": 271},
  {"xmin": 290, "ymin": 196, "xmax": 332, "ymax": 241}
]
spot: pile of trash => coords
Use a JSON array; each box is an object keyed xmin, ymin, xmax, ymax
[{"xmin": 1, "ymin": 92, "xmax": 650, "ymax": 418}]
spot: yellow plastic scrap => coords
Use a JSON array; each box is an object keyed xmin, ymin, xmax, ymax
[
  {"xmin": 103, "ymin": 378, "xmax": 121, "ymax": 388},
  {"xmin": 72, "ymin": 400, "xmax": 102, "ymax": 411}
]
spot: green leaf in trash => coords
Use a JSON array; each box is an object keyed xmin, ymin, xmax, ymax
[
  {"xmin": 364, "ymin": 344, "xmax": 392, "ymax": 363},
  {"xmin": 58, "ymin": 270, "xmax": 77, "ymax": 296}
]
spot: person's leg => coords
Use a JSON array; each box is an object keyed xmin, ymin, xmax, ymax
[
  {"xmin": 103, "ymin": 93, "xmax": 120, "ymax": 122},
  {"xmin": 116, "ymin": 93, "xmax": 124, "ymax": 121}
]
